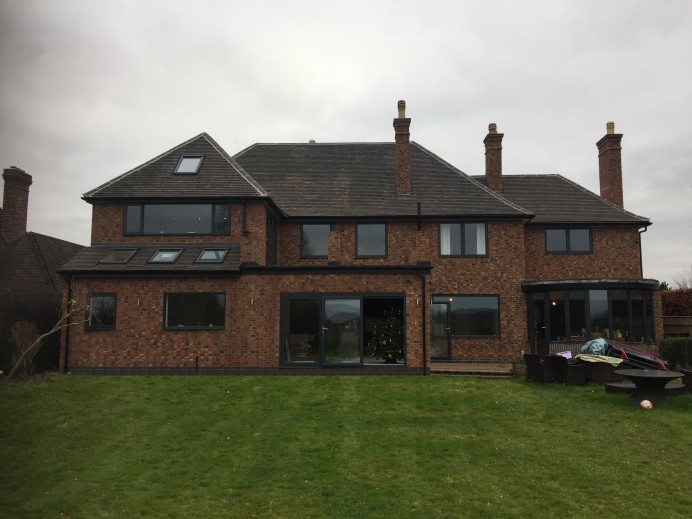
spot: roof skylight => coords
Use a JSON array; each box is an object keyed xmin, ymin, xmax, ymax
[
  {"xmin": 100, "ymin": 249, "xmax": 137, "ymax": 264},
  {"xmin": 195, "ymin": 248, "xmax": 228, "ymax": 263},
  {"xmin": 149, "ymin": 249, "xmax": 183, "ymax": 263},
  {"xmin": 174, "ymin": 156, "xmax": 203, "ymax": 174}
]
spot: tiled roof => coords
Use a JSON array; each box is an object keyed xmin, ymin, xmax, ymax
[
  {"xmin": 473, "ymin": 175, "xmax": 650, "ymax": 225},
  {"xmin": 83, "ymin": 133, "xmax": 266, "ymax": 200},
  {"xmin": 233, "ymin": 142, "xmax": 531, "ymax": 219},
  {"xmin": 0, "ymin": 233, "xmax": 84, "ymax": 305},
  {"xmin": 59, "ymin": 243, "xmax": 241, "ymax": 275}
]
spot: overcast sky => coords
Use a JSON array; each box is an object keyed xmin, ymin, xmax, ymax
[{"xmin": 1, "ymin": 0, "xmax": 690, "ymax": 284}]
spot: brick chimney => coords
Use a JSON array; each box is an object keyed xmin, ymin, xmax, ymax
[
  {"xmin": 484, "ymin": 123, "xmax": 503, "ymax": 192},
  {"xmin": 597, "ymin": 121, "xmax": 624, "ymax": 207},
  {"xmin": 2, "ymin": 166, "xmax": 33, "ymax": 242},
  {"xmin": 393, "ymin": 100, "xmax": 411, "ymax": 196}
]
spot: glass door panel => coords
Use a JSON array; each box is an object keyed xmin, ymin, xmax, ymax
[
  {"xmin": 283, "ymin": 299, "xmax": 320, "ymax": 364},
  {"xmin": 323, "ymin": 298, "xmax": 362, "ymax": 365},
  {"xmin": 431, "ymin": 302, "xmax": 450, "ymax": 359}
]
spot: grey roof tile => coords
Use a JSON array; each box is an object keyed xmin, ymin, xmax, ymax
[
  {"xmin": 473, "ymin": 175, "xmax": 649, "ymax": 225},
  {"xmin": 84, "ymin": 133, "xmax": 266, "ymax": 200}
]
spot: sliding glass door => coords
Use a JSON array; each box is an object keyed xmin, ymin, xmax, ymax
[{"xmin": 323, "ymin": 298, "xmax": 361, "ymax": 366}]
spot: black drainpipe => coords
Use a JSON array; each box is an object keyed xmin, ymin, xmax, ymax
[{"xmin": 417, "ymin": 269, "xmax": 427, "ymax": 376}]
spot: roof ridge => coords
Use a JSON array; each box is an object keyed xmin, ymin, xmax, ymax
[
  {"xmin": 83, "ymin": 132, "xmax": 209, "ymax": 198},
  {"xmin": 411, "ymin": 142, "xmax": 534, "ymax": 217},
  {"xmin": 202, "ymin": 135, "xmax": 268, "ymax": 197}
]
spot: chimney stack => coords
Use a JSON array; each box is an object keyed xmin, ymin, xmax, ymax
[
  {"xmin": 597, "ymin": 121, "xmax": 624, "ymax": 207},
  {"xmin": 484, "ymin": 123, "xmax": 503, "ymax": 192},
  {"xmin": 2, "ymin": 166, "xmax": 33, "ymax": 242},
  {"xmin": 393, "ymin": 100, "xmax": 411, "ymax": 196}
]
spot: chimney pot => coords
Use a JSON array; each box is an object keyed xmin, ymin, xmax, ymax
[
  {"xmin": 308, "ymin": 139, "xmax": 316, "ymax": 144},
  {"xmin": 488, "ymin": 123, "xmax": 497, "ymax": 134},
  {"xmin": 607, "ymin": 121, "xmax": 615, "ymax": 134},
  {"xmin": 397, "ymin": 100, "xmax": 406, "ymax": 119}
]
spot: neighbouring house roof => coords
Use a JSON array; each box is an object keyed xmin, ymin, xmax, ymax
[
  {"xmin": 83, "ymin": 133, "xmax": 267, "ymax": 201},
  {"xmin": 0, "ymin": 232, "xmax": 84, "ymax": 309},
  {"xmin": 59, "ymin": 243, "xmax": 241, "ymax": 275},
  {"xmin": 233, "ymin": 142, "xmax": 531, "ymax": 219},
  {"xmin": 473, "ymin": 174, "xmax": 650, "ymax": 226}
]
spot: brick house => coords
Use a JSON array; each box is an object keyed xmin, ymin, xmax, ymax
[
  {"xmin": 59, "ymin": 102, "xmax": 661, "ymax": 374},
  {"xmin": 0, "ymin": 167, "xmax": 84, "ymax": 370}
]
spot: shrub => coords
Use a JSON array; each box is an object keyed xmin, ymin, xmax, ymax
[
  {"xmin": 661, "ymin": 288, "xmax": 692, "ymax": 316},
  {"xmin": 658, "ymin": 337, "xmax": 692, "ymax": 369}
]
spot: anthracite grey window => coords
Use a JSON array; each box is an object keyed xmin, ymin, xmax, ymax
[
  {"xmin": 357, "ymin": 223, "xmax": 386, "ymax": 257},
  {"xmin": 301, "ymin": 224, "xmax": 330, "ymax": 257},
  {"xmin": 164, "ymin": 293, "xmax": 226, "ymax": 329},
  {"xmin": 433, "ymin": 295, "xmax": 500, "ymax": 337},
  {"xmin": 124, "ymin": 204, "xmax": 230, "ymax": 235},
  {"xmin": 86, "ymin": 294, "xmax": 116, "ymax": 330},
  {"xmin": 546, "ymin": 228, "xmax": 591, "ymax": 253},
  {"xmin": 440, "ymin": 223, "xmax": 487, "ymax": 256}
]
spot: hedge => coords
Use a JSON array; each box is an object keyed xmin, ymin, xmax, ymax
[{"xmin": 658, "ymin": 337, "xmax": 691, "ymax": 369}]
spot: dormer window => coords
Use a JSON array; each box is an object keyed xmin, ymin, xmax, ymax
[
  {"xmin": 100, "ymin": 249, "xmax": 137, "ymax": 264},
  {"xmin": 174, "ymin": 156, "xmax": 203, "ymax": 174},
  {"xmin": 149, "ymin": 249, "xmax": 183, "ymax": 263}
]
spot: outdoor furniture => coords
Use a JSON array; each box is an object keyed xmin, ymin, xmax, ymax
[
  {"xmin": 614, "ymin": 369, "xmax": 685, "ymax": 408},
  {"xmin": 681, "ymin": 369, "xmax": 692, "ymax": 393},
  {"xmin": 523, "ymin": 353, "xmax": 548, "ymax": 382},
  {"xmin": 547, "ymin": 355, "xmax": 586, "ymax": 385},
  {"xmin": 583, "ymin": 361, "xmax": 624, "ymax": 384}
]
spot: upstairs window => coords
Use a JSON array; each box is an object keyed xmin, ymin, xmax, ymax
[
  {"xmin": 301, "ymin": 224, "xmax": 330, "ymax": 258},
  {"xmin": 101, "ymin": 249, "xmax": 137, "ymax": 264},
  {"xmin": 174, "ymin": 156, "xmax": 203, "ymax": 174},
  {"xmin": 356, "ymin": 223, "xmax": 387, "ymax": 258},
  {"xmin": 149, "ymin": 249, "xmax": 183, "ymax": 263},
  {"xmin": 440, "ymin": 223, "xmax": 487, "ymax": 257},
  {"xmin": 546, "ymin": 228, "xmax": 591, "ymax": 253},
  {"xmin": 124, "ymin": 203, "xmax": 230, "ymax": 235}
]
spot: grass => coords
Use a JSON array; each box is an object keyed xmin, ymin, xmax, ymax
[{"xmin": 1, "ymin": 374, "xmax": 691, "ymax": 518}]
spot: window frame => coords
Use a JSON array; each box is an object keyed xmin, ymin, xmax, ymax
[
  {"xmin": 432, "ymin": 294, "xmax": 501, "ymax": 338},
  {"xmin": 439, "ymin": 222, "xmax": 488, "ymax": 257},
  {"xmin": 545, "ymin": 228, "xmax": 592, "ymax": 253},
  {"xmin": 356, "ymin": 223, "xmax": 387, "ymax": 258},
  {"xmin": 163, "ymin": 292, "xmax": 226, "ymax": 330},
  {"xmin": 85, "ymin": 293, "xmax": 117, "ymax": 331},
  {"xmin": 174, "ymin": 155, "xmax": 204, "ymax": 175},
  {"xmin": 123, "ymin": 202, "xmax": 231, "ymax": 236},
  {"xmin": 301, "ymin": 223, "xmax": 331, "ymax": 258}
]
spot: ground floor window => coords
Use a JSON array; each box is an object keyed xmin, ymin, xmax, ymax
[
  {"xmin": 527, "ymin": 285, "xmax": 655, "ymax": 354},
  {"xmin": 86, "ymin": 293, "xmax": 116, "ymax": 330},
  {"xmin": 281, "ymin": 294, "xmax": 405, "ymax": 367},
  {"xmin": 164, "ymin": 293, "xmax": 226, "ymax": 329},
  {"xmin": 432, "ymin": 295, "xmax": 500, "ymax": 337}
]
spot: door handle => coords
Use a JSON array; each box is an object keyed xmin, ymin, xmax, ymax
[{"xmin": 322, "ymin": 327, "xmax": 328, "ymax": 331}]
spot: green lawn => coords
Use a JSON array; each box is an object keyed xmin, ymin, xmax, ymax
[{"xmin": 1, "ymin": 375, "xmax": 690, "ymax": 518}]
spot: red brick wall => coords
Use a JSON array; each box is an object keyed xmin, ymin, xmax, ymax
[
  {"xmin": 61, "ymin": 273, "xmax": 426, "ymax": 370},
  {"xmin": 524, "ymin": 226, "xmax": 642, "ymax": 280}
]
